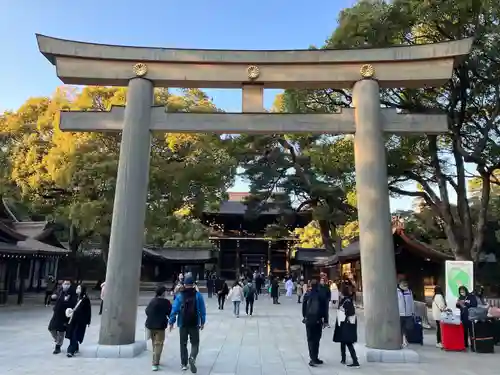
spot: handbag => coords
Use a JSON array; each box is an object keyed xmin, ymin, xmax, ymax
[
  {"xmin": 337, "ymin": 300, "xmax": 356, "ymax": 324},
  {"xmin": 440, "ymin": 310, "xmax": 461, "ymax": 325}
]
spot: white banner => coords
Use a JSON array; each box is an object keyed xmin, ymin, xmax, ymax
[{"xmin": 445, "ymin": 260, "xmax": 474, "ymax": 314}]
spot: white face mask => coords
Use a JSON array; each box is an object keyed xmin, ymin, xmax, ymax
[
  {"xmin": 76, "ymin": 286, "xmax": 82, "ymax": 295},
  {"xmin": 62, "ymin": 283, "xmax": 71, "ymax": 291}
]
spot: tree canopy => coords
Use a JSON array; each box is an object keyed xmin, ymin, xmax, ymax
[
  {"xmin": 277, "ymin": 0, "xmax": 500, "ymax": 260},
  {"xmin": 0, "ymin": 86, "xmax": 236, "ymax": 261}
]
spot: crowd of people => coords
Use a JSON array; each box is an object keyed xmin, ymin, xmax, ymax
[{"xmin": 50, "ymin": 270, "xmax": 500, "ymax": 372}]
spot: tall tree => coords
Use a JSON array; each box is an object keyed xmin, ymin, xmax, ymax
[
  {"xmin": 1, "ymin": 86, "xmax": 236, "ymax": 263},
  {"xmin": 286, "ymin": 0, "xmax": 500, "ymax": 260}
]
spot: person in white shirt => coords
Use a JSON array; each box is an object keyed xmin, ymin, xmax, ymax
[
  {"xmin": 397, "ymin": 280, "xmax": 414, "ymax": 347},
  {"xmin": 432, "ymin": 285, "xmax": 447, "ymax": 348},
  {"xmin": 99, "ymin": 281, "xmax": 106, "ymax": 315},
  {"xmin": 227, "ymin": 281, "xmax": 244, "ymax": 318}
]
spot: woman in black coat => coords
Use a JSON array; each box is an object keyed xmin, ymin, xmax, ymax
[
  {"xmin": 48, "ymin": 280, "xmax": 77, "ymax": 354},
  {"xmin": 65, "ymin": 284, "xmax": 91, "ymax": 357},
  {"xmin": 333, "ymin": 284, "xmax": 360, "ymax": 368}
]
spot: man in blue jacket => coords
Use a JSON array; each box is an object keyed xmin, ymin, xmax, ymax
[{"xmin": 169, "ymin": 276, "xmax": 206, "ymax": 373}]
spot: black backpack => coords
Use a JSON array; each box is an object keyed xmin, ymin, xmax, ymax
[
  {"xmin": 181, "ymin": 292, "xmax": 198, "ymax": 326},
  {"xmin": 306, "ymin": 294, "xmax": 321, "ymax": 323}
]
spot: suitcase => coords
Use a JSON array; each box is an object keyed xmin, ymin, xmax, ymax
[
  {"xmin": 406, "ymin": 316, "xmax": 423, "ymax": 345},
  {"xmin": 440, "ymin": 322, "xmax": 465, "ymax": 351},
  {"xmin": 471, "ymin": 320, "xmax": 495, "ymax": 353},
  {"xmin": 493, "ymin": 319, "xmax": 500, "ymax": 345}
]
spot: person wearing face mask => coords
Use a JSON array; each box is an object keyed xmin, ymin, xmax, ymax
[
  {"xmin": 397, "ymin": 279, "xmax": 416, "ymax": 347},
  {"xmin": 456, "ymin": 285, "xmax": 477, "ymax": 349},
  {"xmin": 65, "ymin": 285, "xmax": 92, "ymax": 357},
  {"xmin": 48, "ymin": 280, "xmax": 77, "ymax": 354}
]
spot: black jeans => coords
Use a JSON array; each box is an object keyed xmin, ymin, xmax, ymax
[
  {"xmin": 67, "ymin": 326, "xmax": 80, "ymax": 355},
  {"xmin": 297, "ymin": 294, "xmax": 302, "ymax": 303},
  {"xmin": 463, "ymin": 320, "xmax": 473, "ymax": 348},
  {"xmin": 305, "ymin": 323, "xmax": 322, "ymax": 361},
  {"xmin": 245, "ymin": 298, "xmax": 254, "ymax": 315},
  {"xmin": 179, "ymin": 326, "xmax": 200, "ymax": 366},
  {"xmin": 436, "ymin": 320, "xmax": 441, "ymax": 343},
  {"xmin": 99, "ymin": 300, "xmax": 103, "ymax": 315},
  {"xmin": 340, "ymin": 342, "xmax": 358, "ymax": 364},
  {"xmin": 218, "ymin": 294, "xmax": 225, "ymax": 309},
  {"xmin": 44, "ymin": 291, "xmax": 53, "ymax": 305}
]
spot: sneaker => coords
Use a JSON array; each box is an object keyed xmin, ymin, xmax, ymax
[
  {"xmin": 436, "ymin": 343, "xmax": 443, "ymax": 348},
  {"xmin": 308, "ymin": 360, "xmax": 317, "ymax": 367},
  {"xmin": 189, "ymin": 357, "xmax": 197, "ymax": 374},
  {"xmin": 66, "ymin": 353, "xmax": 74, "ymax": 358},
  {"xmin": 181, "ymin": 365, "xmax": 188, "ymax": 371},
  {"xmin": 53, "ymin": 345, "xmax": 61, "ymax": 354},
  {"xmin": 313, "ymin": 359, "xmax": 324, "ymax": 365},
  {"xmin": 151, "ymin": 365, "xmax": 159, "ymax": 371},
  {"xmin": 347, "ymin": 363, "xmax": 360, "ymax": 369},
  {"xmin": 341, "ymin": 360, "xmax": 346, "ymax": 365}
]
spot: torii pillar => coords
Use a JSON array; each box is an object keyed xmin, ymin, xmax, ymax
[{"xmin": 36, "ymin": 33, "xmax": 472, "ymax": 361}]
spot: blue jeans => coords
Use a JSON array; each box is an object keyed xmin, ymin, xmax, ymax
[{"xmin": 233, "ymin": 301, "xmax": 241, "ymax": 316}]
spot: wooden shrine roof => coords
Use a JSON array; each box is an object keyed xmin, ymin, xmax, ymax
[
  {"xmin": 142, "ymin": 246, "xmax": 216, "ymax": 262},
  {"xmin": 0, "ymin": 198, "xmax": 69, "ymax": 256}
]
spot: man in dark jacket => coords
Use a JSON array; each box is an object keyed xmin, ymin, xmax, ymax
[
  {"xmin": 145, "ymin": 286, "xmax": 172, "ymax": 371},
  {"xmin": 302, "ymin": 280, "xmax": 328, "ymax": 367},
  {"xmin": 319, "ymin": 274, "xmax": 331, "ymax": 326}
]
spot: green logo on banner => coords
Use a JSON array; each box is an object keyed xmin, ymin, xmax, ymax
[{"xmin": 447, "ymin": 267, "xmax": 470, "ymax": 298}]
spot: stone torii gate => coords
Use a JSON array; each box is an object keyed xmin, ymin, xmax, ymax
[{"xmin": 36, "ymin": 34, "xmax": 472, "ymax": 360}]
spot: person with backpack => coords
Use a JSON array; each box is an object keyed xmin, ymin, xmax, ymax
[
  {"xmin": 145, "ymin": 286, "xmax": 172, "ymax": 371},
  {"xmin": 169, "ymin": 276, "xmax": 206, "ymax": 373},
  {"xmin": 243, "ymin": 280, "xmax": 256, "ymax": 316},
  {"xmin": 302, "ymin": 279, "xmax": 328, "ymax": 367}
]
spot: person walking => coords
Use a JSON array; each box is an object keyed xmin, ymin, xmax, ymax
[
  {"xmin": 227, "ymin": 281, "xmax": 244, "ymax": 318},
  {"xmin": 243, "ymin": 280, "xmax": 256, "ymax": 316},
  {"xmin": 397, "ymin": 279, "xmax": 415, "ymax": 348},
  {"xmin": 330, "ymin": 280, "xmax": 339, "ymax": 308},
  {"xmin": 99, "ymin": 281, "xmax": 106, "ymax": 315},
  {"xmin": 216, "ymin": 279, "xmax": 229, "ymax": 310},
  {"xmin": 145, "ymin": 286, "xmax": 172, "ymax": 371},
  {"xmin": 432, "ymin": 285, "xmax": 447, "ymax": 348},
  {"xmin": 207, "ymin": 274, "xmax": 216, "ymax": 298},
  {"xmin": 302, "ymin": 279, "xmax": 328, "ymax": 367},
  {"xmin": 169, "ymin": 276, "xmax": 206, "ymax": 373},
  {"xmin": 297, "ymin": 280, "xmax": 304, "ymax": 303},
  {"xmin": 65, "ymin": 284, "xmax": 91, "ymax": 357},
  {"xmin": 333, "ymin": 284, "xmax": 360, "ymax": 368},
  {"xmin": 44, "ymin": 275, "xmax": 57, "ymax": 306},
  {"xmin": 271, "ymin": 278, "xmax": 280, "ymax": 304},
  {"xmin": 48, "ymin": 280, "xmax": 77, "ymax": 354},
  {"xmin": 285, "ymin": 278, "xmax": 294, "ymax": 297}
]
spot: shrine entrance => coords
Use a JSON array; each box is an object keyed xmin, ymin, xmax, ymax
[{"xmin": 37, "ymin": 34, "xmax": 472, "ymax": 359}]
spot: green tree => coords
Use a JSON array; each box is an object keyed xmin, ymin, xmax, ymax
[
  {"xmin": 287, "ymin": 0, "xmax": 500, "ymax": 260},
  {"xmin": 1, "ymin": 86, "xmax": 236, "ymax": 264}
]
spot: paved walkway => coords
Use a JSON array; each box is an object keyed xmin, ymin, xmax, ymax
[{"xmin": 0, "ymin": 294, "xmax": 498, "ymax": 374}]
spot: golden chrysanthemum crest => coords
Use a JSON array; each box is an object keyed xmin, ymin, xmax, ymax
[
  {"xmin": 360, "ymin": 64, "xmax": 375, "ymax": 78},
  {"xmin": 133, "ymin": 63, "xmax": 148, "ymax": 77}
]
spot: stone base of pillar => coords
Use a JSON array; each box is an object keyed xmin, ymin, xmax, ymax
[
  {"xmin": 78, "ymin": 340, "xmax": 146, "ymax": 358},
  {"xmin": 365, "ymin": 347, "xmax": 419, "ymax": 363}
]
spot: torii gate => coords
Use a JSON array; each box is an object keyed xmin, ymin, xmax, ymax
[{"xmin": 36, "ymin": 34, "xmax": 472, "ymax": 361}]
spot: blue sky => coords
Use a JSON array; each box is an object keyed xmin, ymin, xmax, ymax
[{"xmin": 0, "ymin": 0, "xmax": 424, "ymax": 211}]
